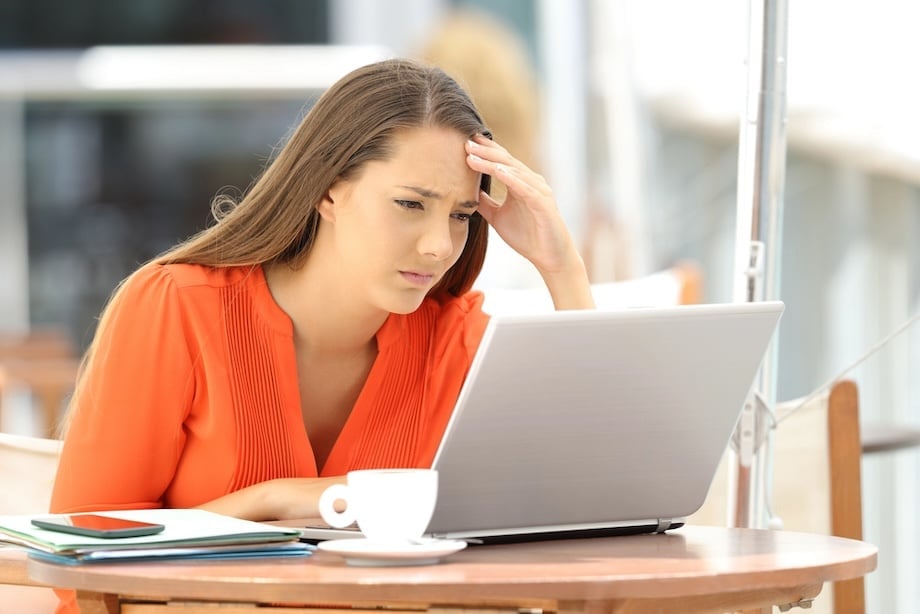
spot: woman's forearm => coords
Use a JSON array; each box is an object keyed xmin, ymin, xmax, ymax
[
  {"xmin": 195, "ymin": 476, "xmax": 346, "ymax": 521},
  {"xmin": 540, "ymin": 250, "xmax": 595, "ymax": 311}
]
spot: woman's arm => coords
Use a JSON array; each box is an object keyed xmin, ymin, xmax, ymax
[
  {"xmin": 51, "ymin": 267, "xmax": 192, "ymax": 514},
  {"xmin": 195, "ymin": 476, "xmax": 345, "ymax": 521},
  {"xmin": 52, "ymin": 265, "xmax": 342, "ymax": 522},
  {"xmin": 535, "ymin": 254, "xmax": 595, "ymax": 311},
  {"xmin": 464, "ymin": 136, "xmax": 594, "ymax": 310}
]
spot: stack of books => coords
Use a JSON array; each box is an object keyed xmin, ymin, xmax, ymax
[{"xmin": 0, "ymin": 508, "xmax": 313, "ymax": 565}]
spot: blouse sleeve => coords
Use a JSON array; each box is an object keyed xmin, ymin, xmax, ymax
[{"xmin": 50, "ymin": 264, "xmax": 195, "ymax": 513}]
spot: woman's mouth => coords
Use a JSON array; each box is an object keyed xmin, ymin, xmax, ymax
[{"xmin": 400, "ymin": 271, "xmax": 435, "ymax": 286}]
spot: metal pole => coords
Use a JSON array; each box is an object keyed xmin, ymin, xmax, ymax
[
  {"xmin": 536, "ymin": 0, "xmax": 589, "ymax": 244},
  {"xmin": 729, "ymin": 0, "xmax": 789, "ymax": 529}
]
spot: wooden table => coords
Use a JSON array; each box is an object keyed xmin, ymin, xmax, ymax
[
  {"xmin": 18, "ymin": 526, "xmax": 877, "ymax": 614},
  {"xmin": 0, "ymin": 548, "xmax": 32, "ymax": 586}
]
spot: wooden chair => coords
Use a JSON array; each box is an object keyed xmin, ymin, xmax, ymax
[
  {"xmin": 0, "ymin": 431, "xmax": 63, "ymax": 613},
  {"xmin": 0, "ymin": 329, "xmax": 79, "ymax": 437},
  {"xmin": 0, "ymin": 358, "xmax": 80, "ymax": 438},
  {"xmin": 689, "ymin": 379, "xmax": 865, "ymax": 614},
  {"xmin": 592, "ymin": 260, "xmax": 703, "ymax": 307},
  {"xmin": 0, "ymin": 431, "xmax": 62, "ymax": 514},
  {"xmin": 823, "ymin": 381, "xmax": 865, "ymax": 611},
  {"xmin": 0, "ymin": 329, "xmax": 75, "ymax": 361}
]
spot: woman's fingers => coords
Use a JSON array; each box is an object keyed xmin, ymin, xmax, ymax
[
  {"xmin": 475, "ymin": 190, "xmax": 502, "ymax": 225},
  {"xmin": 477, "ymin": 189, "xmax": 501, "ymax": 209},
  {"xmin": 466, "ymin": 137, "xmax": 530, "ymax": 176},
  {"xmin": 466, "ymin": 140, "xmax": 550, "ymax": 204},
  {"xmin": 492, "ymin": 162, "xmax": 543, "ymax": 202}
]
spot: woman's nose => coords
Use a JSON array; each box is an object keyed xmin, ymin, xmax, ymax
[{"xmin": 417, "ymin": 216, "xmax": 454, "ymax": 260}]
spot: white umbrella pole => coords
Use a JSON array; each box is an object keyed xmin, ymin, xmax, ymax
[{"xmin": 729, "ymin": 0, "xmax": 789, "ymax": 529}]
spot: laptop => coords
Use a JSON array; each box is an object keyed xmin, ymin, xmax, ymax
[{"xmin": 301, "ymin": 300, "xmax": 784, "ymax": 543}]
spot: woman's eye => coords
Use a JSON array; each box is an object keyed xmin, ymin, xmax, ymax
[
  {"xmin": 452, "ymin": 212, "xmax": 472, "ymax": 222},
  {"xmin": 396, "ymin": 199, "xmax": 423, "ymax": 210}
]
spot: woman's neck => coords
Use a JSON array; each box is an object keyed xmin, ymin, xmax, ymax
[{"xmin": 263, "ymin": 260, "xmax": 387, "ymax": 356}]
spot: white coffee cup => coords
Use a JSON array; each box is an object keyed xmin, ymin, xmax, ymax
[{"xmin": 318, "ymin": 468, "xmax": 438, "ymax": 544}]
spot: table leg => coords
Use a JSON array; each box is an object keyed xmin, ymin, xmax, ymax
[
  {"xmin": 557, "ymin": 600, "xmax": 626, "ymax": 614},
  {"xmin": 76, "ymin": 590, "xmax": 120, "ymax": 614}
]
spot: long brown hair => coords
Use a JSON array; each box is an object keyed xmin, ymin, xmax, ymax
[
  {"xmin": 157, "ymin": 57, "xmax": 492, "ymax": 296},
  {"xmin": 58, "ymin": 59, "xmax": 491, "ymax": 436}
]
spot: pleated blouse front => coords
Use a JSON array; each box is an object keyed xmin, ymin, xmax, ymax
[{"xmin": 50, "ymin": 263, "xmax": 490, "ymax": 514}]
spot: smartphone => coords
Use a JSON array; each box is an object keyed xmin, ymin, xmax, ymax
[{"xmin": 31, "ymin": 514, "xmax": 166, "ymax": 539}]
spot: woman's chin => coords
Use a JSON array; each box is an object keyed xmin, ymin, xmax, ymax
[{"xmin": 382, "ymin": 290, "xmax": 430, "ymax": 315}]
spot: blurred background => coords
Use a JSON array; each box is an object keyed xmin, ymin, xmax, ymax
[{"xmin": 0, "ymin": 1, "xmax": 917, "ymax": 611}]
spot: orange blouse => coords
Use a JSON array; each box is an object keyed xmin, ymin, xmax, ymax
[{"xmin": 50, "ymin": 263, "xmax": 490, "ymax": 514}]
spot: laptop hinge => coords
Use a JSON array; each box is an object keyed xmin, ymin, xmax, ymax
[{"xmin": 655, "ymin": 519, "xmax": 671, "ymax": 533}]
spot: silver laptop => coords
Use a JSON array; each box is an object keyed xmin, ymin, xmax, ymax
[{"xmin": 302, "ymin": 300, "xmax": 784, "ymax": 543}]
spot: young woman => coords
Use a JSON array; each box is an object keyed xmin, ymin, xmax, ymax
[{"xmin": 50, "ymin": 58, "xmax": 593, "ymax": 527}]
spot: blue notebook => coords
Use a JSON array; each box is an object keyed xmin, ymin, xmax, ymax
[{"xmin": 27, "ymin": 540, "xmax": 314, "ymax": 565}]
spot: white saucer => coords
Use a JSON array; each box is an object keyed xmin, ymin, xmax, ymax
[{"xmin": 316, "ymin": 538, "xmax": 467, "ymax": 567}]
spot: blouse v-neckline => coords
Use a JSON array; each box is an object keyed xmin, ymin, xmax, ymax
[{"xmin": 249, "ymin": 265, "xmax": 410, "ymax": 476}]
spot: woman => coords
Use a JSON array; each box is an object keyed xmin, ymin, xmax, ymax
[{"xmin": 50, "ymin": 58, "xmax": 592, "ymax": 525}]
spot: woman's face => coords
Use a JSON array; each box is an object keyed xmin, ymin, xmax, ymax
[{"xmin": 321, "ymin": 126, "xmax": 481, "ymax": 314}]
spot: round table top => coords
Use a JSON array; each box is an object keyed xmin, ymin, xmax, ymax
[{"xmin": 28, "ymin": 525, "xmax": 878, "ymax": 608}]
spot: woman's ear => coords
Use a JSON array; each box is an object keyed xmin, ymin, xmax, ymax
[
  {"xmin": 318, "ymin": 180, "xmax": 345, "ymax": 222},
  {"xmin": 317, "ymin": 191, "xmax": 335, "ymax": 222}
]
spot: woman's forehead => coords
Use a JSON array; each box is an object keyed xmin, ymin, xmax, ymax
[{"xmin": 361, "ymin": 127, "xmax": 480, "ymax": 195}]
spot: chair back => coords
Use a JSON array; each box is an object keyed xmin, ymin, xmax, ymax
[
  {"xmin": 0, "ymin": 329, "xmax": 79, "ymax": 437},
  {"xmin": 0, "ymin": 432, "xmax": 63, "ymax": 515},
  {"xmin": 480, "ymin": 262, "xmax": 703, "ymax": 315},
  {"xmin": 0, "ymin": 329, "xmax": 75, "ymax": 361},
  {"xmin": 0, "ymin": 433, "xmax": 65, "ymax": 612},
  {"xmin": 689, "ymin": 379, "xmax": 864, "ymax": 614}
]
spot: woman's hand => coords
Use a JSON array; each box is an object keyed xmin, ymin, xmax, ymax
[
  {"xmin": 195, "ymin": 476, "xmax": 346, "ymax": 521},
  {"xmin": 465, "ymin": 135, "xmax": 594, "ymax": 310}
]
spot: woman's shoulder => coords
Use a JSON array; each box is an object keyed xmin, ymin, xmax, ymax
[
  {"xmin": 115, "ymin": 263, "xmax": 289, "ymax": 338},
  {"xmin": 410, "ymin": 291, "xmax": 488, "ymax": 331},
  {"xmin": 378, "ymin": 291, "xmax": 487, "ymax": 348},
  {"xmin": 424, "ymin": 291, "xmax": 490, "ymax": 357},
  {"xmin": 433, "ymin": 290, "xmax": 486, "ymax": 318},
  {"xmin": 129, "ymin": 262, "xmax": 256, "ymax": 289},
  {"xmin": 112, "ymin": 263, "xmax": 262, "ymax": 316},
  {"xmin": 118, "ymin": 263, "xmax": 263, "ymax": 303}
]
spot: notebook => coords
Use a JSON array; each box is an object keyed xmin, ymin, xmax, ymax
[
  {"xmin": 301, "ymin": 300, "xmax": 784, "ymax": 543},
  {"xmin": 0, "ymin": 509, "xmax": 312, "ymax": 563}
]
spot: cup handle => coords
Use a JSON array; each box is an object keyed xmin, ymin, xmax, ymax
[{"xmin": 318, "ymin": 483, "xmax": 355, "ymax": 528}]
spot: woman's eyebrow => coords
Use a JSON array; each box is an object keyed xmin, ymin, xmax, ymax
[
  {"xmin": 399, "ymin": 185, "xmax": 440, "ymax": 198},
  {"xmin": 398, "ymin": 185, "xmax": 478, "ymax": 209}
]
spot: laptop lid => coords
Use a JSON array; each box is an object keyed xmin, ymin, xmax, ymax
[{"xmin": 424, "ymin": 300, "xmax": 784, "ymax": 541}]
